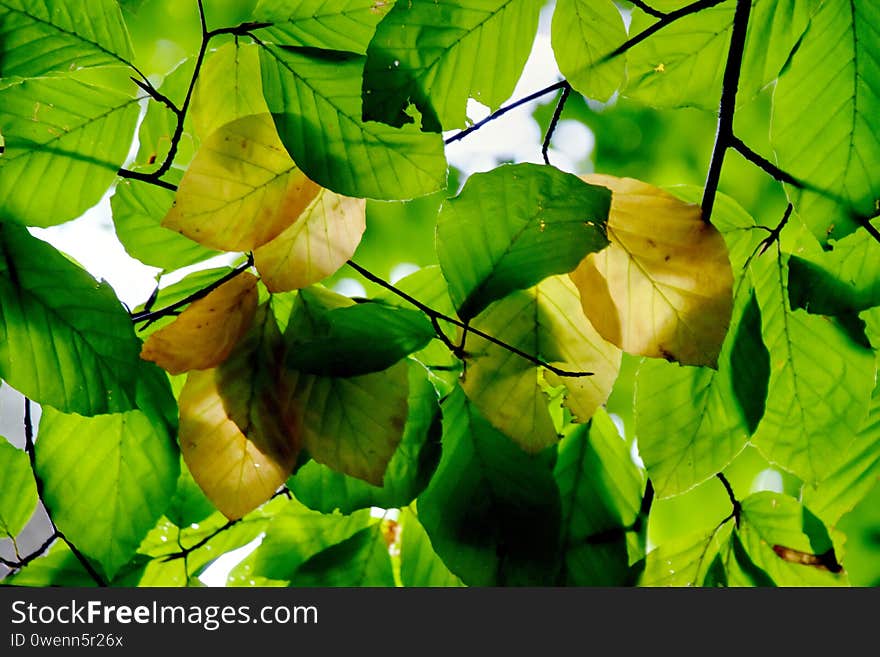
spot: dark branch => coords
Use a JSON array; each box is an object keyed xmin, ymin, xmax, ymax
[
  {"xmin": 130, "ymin": 254, "xmax": 254, "ymax": 326},
  {"xmin": 701, "ymin": 0, "xmax": 752, "ymax": 224},
  {"xmin": 445, "ymin": 81, "xmax": 569, "ymax": 145},
  {"xmin": 130, "ymin": 76, "xmax": 180, "ymax": 115},
  {"xmin": 207, "ymin": 21, "xmax": 272, "ymax": 38},
  {"xmin": 162, "ymin": 519, "xmax": 238, "ymax": 562},
  {"xmin": 758, "ymin": 204, "xmax": 793, "ymax": 256},
  {"xmin": 729, "ymin": 136, "xmax": 802, "ymax": 187},
  {"xmin": 599, "ymin": 0, "xmax": 727, "ymax": 63},
  {"xmin": 628, "ymin": 0, "xmax": 667, "ymax": 18},
  {"xmin": 716, "ymin": 472, "xmax": 741, "ymax": 527},
  {"xmin": 345, "ymin": 260, "xmax": 593, "ymax": 378},
  {"xmin": 0, "ymin": 532, "xmax": 59, "ymax": 570},
  {"xmin": 542, "ymin": 82, "xmax": 571, "ymax": 166},
  {"xmin": 116, "ymin": 169, "xmax": 179, "ymax": 192}
]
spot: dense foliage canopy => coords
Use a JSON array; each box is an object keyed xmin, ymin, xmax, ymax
[{"xmin": 1, "ymin": 0, "xmax": 878, "ymax": 587}]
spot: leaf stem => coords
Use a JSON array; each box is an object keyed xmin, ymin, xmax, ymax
[
  {"xmin": 345, "ymin": 260, "xmax": 593, "ymax": 378},
  {"xmin": 716, "ymin": 472, "xmax": 741, "ymax": 527},
  {"xmin": 542, "ymin": 82, "xmax": 571, "ymax": 166},
  {"xmin": 700, "ymin": 0, "xmax": 751, "ymax": 224}
]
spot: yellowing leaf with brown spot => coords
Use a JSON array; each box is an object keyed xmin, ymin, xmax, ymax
[
  {"xmin": 570, "ymin": 175, "xmax": 733, "ymax": 367},
  {"xmin": 462, "ymin": 275, "xmax": 621, "ymax": 453},
  {"xmin": 139, "ymin": 272, "xmax": 258, "ymax": 375},
  {"xmin": 254, "ymin": 189, "xmax": 366, "ymax": 292},
  {"xmin": 162, "ymin": 113, "xmax": 321, "ymax": 251},
  {"xmin": 179, "ymin": 305, "xmax": 300, "ymax": 520}
]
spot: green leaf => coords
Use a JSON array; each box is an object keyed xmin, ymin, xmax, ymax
[
  {"xmin": 285, "ymin": 287, "xmax": 435, "ymax": 376},
  {"xmin": 0, "ymin": 75, "xmax": 140, "ymax": 227},
  {"xmin": 165, "ymin": 456, "xmax": 217, "ymax": 529},
  {"xmin": 252, "ymin": 0, "xmax": 393, "ymax": 55},
  {"xmin": 554, "ymin": 411, "xmax": 644, "ymax": 586},
  {"xmin": 729, "ymin": 292, "xmax": 769, "ymax": 434},
  {"xmin": 462, "ymin": 275, "xmax": 621, "ymax": 453},
  {"xmin": 0, "ymin": 0, "xmax": 133, "ymax": 77},
  {"xmin": 292, "ymin": 524, "xmax": 395, "ymax": 586},
  {"xmin": 111, "ymin": 173, "xmax": 220, "ymax": 271},
  {"xmin": 771, "ymin": 0, "xmax": 880, "ymax": 242},
  {"xmin": 2, "ymin": 541, "xmax": 98, "ymax": 587},
  {"xmin": 436, "ymin": 163, "xmax": 610, "ymax": 321},
  {"xmin": 36, "ymin": 406, "xmax": 179, "ymax": 580},
  {"xmin": 736, "ymin": 492, "xmax": 847, "ymax": 586},
  {"xmin": 751, "ymin": 254, "xmax": 875, "ymax": 484},
  {"xmin": 0, "ymin": 439, "xmax": 38, "ymax": 539},
  {"xmin": 231, "ymin": 498, "xmax": 372, "ymax": 583},
  {"xmin": 399, "ymin": 507, "xmax": 463, "ymax": 587},
  {"xmin": 0, "ymin": 224, "xmax": 141, "ymax": 415},
  {"xmin": 362, "ymin": 0, "xmax": 543, "ymax": 131},
  {"xmin": 259, "ymin": 43, "xmax": 448, "ymax": 200},
  {"xmin": 289, "ymin": 361, "xmax": 441, "ymax": 514},
  {"xmin": 417, "ymin": 386, "xmax": 562, "ymax": 586},
  {"xmin": 551, "ymin": 0, "xmax": 627, "ymax": 102},
  {"xmin": 639, "ymin": 526, "xmax": 731, "ymax": 586}
]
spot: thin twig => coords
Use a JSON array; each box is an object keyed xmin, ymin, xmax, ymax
[
  {"xmin": 729, "ymin": 136, "xmax": 802, "ymax": 187},
  {"xmin": 716, "ymin": 472, "xmax": 741, "ymax": 527},
  {"xmin": 628, "ymin": 0, "xmax": 667, "ymax": 18},
  {"xmin": 0, "ymin": 532, "xmax": 60, "ymax": 570},
  {"xmin": 758, "ymin": 204, "xmax": 792, "ymax": 256},
  {"xmin": 130, "ymin": 254, "xmax": 254, "ymax": 326},
  {"xmin": 445, "ymin": 81, "xmax": 569, "ymax": 145},
  {"xmin": 701, "ymin": 0, "xmax": 752, "ymax": 224},
  {"xmin": 116, "ymin": 170, "xmax": 179, "ymax": 192},
  {"xmin": 599, "ymin": 0, "xmax": 727, "ymax": 64},
  {"xmin": 162, "ymin": 519, "xmax": 238, "ymax": 562},
  {"xmin": 542, "ymin": 82, "xmax": 571, "ymax": 166},
  {"xmin": 346, "ymin": 260, "xmax": 593, "ymax": 378}
]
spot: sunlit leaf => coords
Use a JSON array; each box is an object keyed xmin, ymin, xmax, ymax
[
  {"xmin": 0, "ymin": 0, "xmax": 133, "ymax": 77},
  {"xmin": 254, "ymin": 189, "xmax": 366, "ymax": 292},
  {"xmin": 252, "ymin": 0, "xmax": 393, "ymax": 54},
  {"xmin": 751, "ymin": 254, "xmax": 875, "ymax": 484},
  {"xmin": 437, "ymin": 163, "xmax": 610, "ymax": 321},
  {"xmin": 771, "ymin": 0, "xmax": 880, "ymax": 242},
  {"xmin": 552, "ymin": 0, "xmax": 627, "ymax": 102},
  {"xmin": 417, "ymin": 386, "xmax": 562, "ymax": 586},
  {"xmin": 162, "ymin": 113, "xmax": 321, "ymax": 251},
  {"xmin": 0, "ymin": 224, "xmax": 141, "ymax": 415},
  {"xmin": 36, "ymin": 407, "xmax": 179, "ymax": 580},
  {"xmin": 0, "ymin": 74, "xmax": 139, "ymax": 227},
  {"xmin": 259, "ymin": 43, "xmax": 447, "ymax": 200},
  {"xmin": 0, "ymin": 439, "xmax": 38, "ymax": 539},
  {"xmin": 639, "ymin": 526, "xmax": 731, "ymax": 586},
  {"xmin": 462, "ymin": 275, "xmax": 621, "ymax": 453},
  {"xmin": 570, "ymin": 174, "xmax": 734, "ymax": 367},
  {"xmin": 140, "ymin": 272, "xmax": 259, "ymax": 375},
  {"xmin": 292, "ymin": 524, "xmax": 395, "ymax": 586},
  {"xmin": 165, "ymin": 456, "xmax": 218, "ymax": 529},
  {"xmin": 555, "ymin": 411, "xmax": 644, "ymax": 585},
  {"xmin": 362, "ymin": 0, "xmax": 543, "ymax": 131},
  {"xmin": 399, "ymin": 507, "xmax": 464, "ymax": 587}
]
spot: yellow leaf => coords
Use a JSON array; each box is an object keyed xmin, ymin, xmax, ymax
[
  {"xmin": 462, "ymin": 275, "xmax": 621, "ymax": 453},
  {"xmin": 570, "ymin": 174, "xmax": 733, "ymax": 367},
  {"xmin": 254, "ymin": 189, "xmax": 366, "ymax": 292},
  {"xmin": 178, "ymin": 368, "xmax": 299, "ymax": 520},
  {"xmin": 139, "ymin": 272, "xmax": 258, "ymax": 375},
  {"xmin": 162, "ymin": 113, "xmax": 321, "ymax": 251}
]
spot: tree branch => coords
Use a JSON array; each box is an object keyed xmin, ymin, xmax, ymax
[
  {"xmin": 130, "ymin": 254, "xmax": 254, "ymax": 326},
  {"xmin": 716, "ymin": 472, "xmax": 741, "ymax": 528},
  {"xmin": 542, "ymin": 82, "xmax": 571, "ymax": 166},
  {"xmin": 700, "ymin": 0, "xmax": 751, "ymax": 224},
  {"xmin": 444, "ymin": 81, "xmax": 569, "ymax": 145},
  {"xmin": 345, "ymin": 260, "xmax": 594, "ymax": 378},
  {"xmin": 0, "ymin": 532, "xmax": 59, "ymax": 570},
  {"xmin": 628, "ymin": 0, "xmax": 667, "ymax": 19}
]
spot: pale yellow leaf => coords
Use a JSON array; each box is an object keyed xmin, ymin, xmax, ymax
[
  {"xmin": 254, "ymin": 189, "xmax": 366, "ymax": 292},
  {"xmin": 571, "ymin": 174, "xmax": 733, "ymax": 367},
  {"xmin": 139, "ymin": 272, "xmax": 258, "ymax": 375},
  {"xmin": 179, "ymin": 367, "xmax": 299, "ymax": 520},
  {"xmin": 462, "ymin": 275, "xmax": 621, "ymax": 453},
  {"xmin": 162, "ymin": 113, "xmax": 321, "ymax": 251}
]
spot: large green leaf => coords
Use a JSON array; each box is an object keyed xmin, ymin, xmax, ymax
[
  {"xmin": 771, "ymin": 0, "xmax": 880, "ymax": 242},
  {"xmin": 417, "ymin": 386, "xmax": 562, "ymax": 586},
  {"xmin": 284, "ymin": 287, "xmax": 435, "ymax": 376},
  {"xmin": 0, "ymin": 74, "xmax": 140, "ymax": 227},
  {"xmin": 551, "ymin": 0, "xmax": 627, "ymax": 103},
  {"xmin": 0, "ymin": 224, "xmax": 141, "ymax": 415},
  {"xmin": 164, "ymin": 456, "xmax": 217, "ymax": 529},
  {"xmin": 36, "ymin": 407, "xmax": 179, "ymax": 580},
  {"xmin": 252, "ymin": 0, "xmax": 392, "ymax": 54},
  {"xmin": 751, "ymin": 254, "xmax": 875, "ymax": 484},
  {"xmin": 111, "ymin": 172, "xmax": 219, "ymax": 271},
  {"xmin": 362, "ymin": 0, "xmax": 543, "ymax": 131},
  {"xmin": 0, "ymin": 0, "xmax": 133, "ymax": 77},
  {"xmin": 462, "ymin": 275, "xmax": 621, "ymax": 453},
  {"xmin": 292, "ymin": 524, "xmax": 395, "ymax": 586},
  {"xmin": 259, "ymin": 43, "xmax": 447, "ymax": 200},
  {"xmin": 289, "ymin": 362, "xmax": 441, "ymax": 514},
  {"xmin": 436, "ymin": 163, "xmax": 610, "ymax": 321},
  {"xmin": 554, "ymin": 411, "xmax": 644, "ymax": 586},
  {"xmin": 735, "ymin": 492, "xmax": 847, "ymax": 586},
  {"xmin": 0, "ymin": 439, "xmax": 38, "ymax": 539},
  {"xmin": 639, "ymin": 526, "xmax": 732, "ymax": 586},
  {"xmin": 398, "ymin": 507, "xmax": 464, "ymax": 587}
]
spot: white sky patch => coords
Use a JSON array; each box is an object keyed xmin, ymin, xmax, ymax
[{"xmin": 750, "ymin": 468, "xmax": 785, "ymax": 495}]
